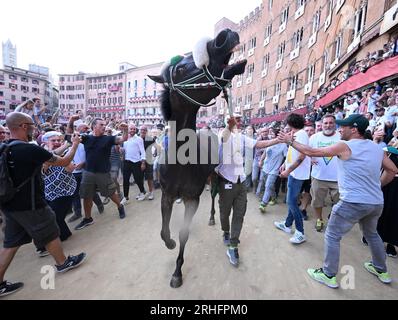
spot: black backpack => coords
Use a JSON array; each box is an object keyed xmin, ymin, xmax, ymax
[{"xmin": 0, "ymin": 140, "xmax": 38, "ymax": 205}]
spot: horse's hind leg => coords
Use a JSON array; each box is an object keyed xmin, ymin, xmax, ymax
[
  {"xmin": 208, "ymin": 174, "xmax": 218, "ymax": 226},
  {"xmin": 170, "ymin": 198, "xmax": 199, "ymax": 288},
  {"xmin": 161, "ymin": 192, "xmax": 176, "ymax": 250}
]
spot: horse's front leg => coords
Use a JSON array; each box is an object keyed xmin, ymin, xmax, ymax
[
  {"xmin": 209, "ymin": 193, "xmax": 216, "ymax": 226},
  {"xmin": 161, "ymin": 192, "xmax": 176, "ymax": 250},
  {"xmin": 170, "ymin": 197, "xmax": 199, "ymax": 288}
]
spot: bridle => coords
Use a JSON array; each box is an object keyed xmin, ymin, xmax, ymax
[{"xmin": 166, "ymin": 64, "xmax": 233, "ymax": 114}]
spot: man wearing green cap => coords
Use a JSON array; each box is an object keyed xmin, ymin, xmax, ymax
[{"xmin": 278, "ymin": 114, "xmax": 398, "ymax": 288}]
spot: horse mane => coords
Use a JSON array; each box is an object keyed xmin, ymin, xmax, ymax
[{"xmin": 159, "ymin": 87, "xmax": 172, "ymax": 122}]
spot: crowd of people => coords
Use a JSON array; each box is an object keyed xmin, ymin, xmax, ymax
[{"xmin": 0, "ymin": 79, "xmax": 398, "ymax": 296}]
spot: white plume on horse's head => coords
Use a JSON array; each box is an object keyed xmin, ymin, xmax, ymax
[{"xmin": 193, "ymin": 37, "xmax": 212, "ymax": 69}]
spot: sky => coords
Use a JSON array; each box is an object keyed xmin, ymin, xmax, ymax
[{"xmin": 0, "ymin": 0, "xmax": 261, "ymax": 79}]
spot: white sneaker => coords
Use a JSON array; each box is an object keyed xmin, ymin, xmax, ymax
[
  {"xmin": 137, "ymin": 193, "xmax": 146, "ymax": 201},
  {"xmin": 147, "ymin": 192, "xmax": 154, "ymax": 200},
  {"xmin": 176, "ymin": 198, "xmax": 182, "ymax": 204},
  {"xmin": 120, "ymin": 197, "xmax": 129, "ymax": 206},
  {"xmin": 290, "ymin": 230, "xmax": 306, "ymax": 244},
  {"xmin": 205, "ymin": 184, "xmax": 210, "ymax": 191},
  {"xmin": 274, "ymin": 221, "xmax": 292, "ymax": 234}
]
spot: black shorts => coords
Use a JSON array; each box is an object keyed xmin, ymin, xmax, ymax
[
  {"xmin": 2, "ymin": 206, "xmax": 60, "ymax": 249},
  {"xmin": 144, "ymin": 164, "xmax": 153, "ymax": 180},
  {"xmin": 301, "ymin": 179, "xmax": 312, "ymax": 193}
]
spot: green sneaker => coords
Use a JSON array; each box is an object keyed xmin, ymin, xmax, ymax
[
  {"xmin": 268, "ymin": 198, "xmax": 277, "ymax": 206},
  {"xmin": 307, "ymin": 268, "xmax": 339, "ymax": 288},
  {"xmin": 259, "ymin": 203, "xmax": 266, "ymax": 213},
  {"xmin": 364, "ymin": 262, "xmax": 392, "ymax": 284},
  {"xmin": 315, "ymin": 219, "xmax": 324, "ymax": 232}
]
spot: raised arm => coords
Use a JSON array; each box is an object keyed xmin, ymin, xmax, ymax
[
  {"xmin": 115, "ymin": 123, "xmax": 129, "ymax": 145},
  {"xmin": 44, "ymin": 134, "xmax": 81, "ymax": 167},
  {"xmin": 278, "ymin": 131, "xmax": 350, "ymax": 159},
  {"xmin": 67, "ymin": 115, "xmax": 81, "ymax": 135}
]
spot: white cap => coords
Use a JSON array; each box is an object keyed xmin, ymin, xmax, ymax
[{"xmin": 42, "ymin": 131, "xmax": 62, "ymax": 142}]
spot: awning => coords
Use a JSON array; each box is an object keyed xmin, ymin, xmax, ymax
[
  {"xmin": 250, "ymin": 107, "xmax": 308, "ymax": 125},
  {"xmin": 315, "ymin": 55, "xmax": 398, "ymax": 108}
]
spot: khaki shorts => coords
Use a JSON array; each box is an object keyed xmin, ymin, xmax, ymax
[
  {"xmin": 311, "ymin": 178, "xmax": 339, "ymax": 208},
  {"xmin": 80, "ymin": 171, "xmax": 117, "ymax": 199}
]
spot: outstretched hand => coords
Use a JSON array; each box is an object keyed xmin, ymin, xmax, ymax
[
  {"xmin": 227, "ymin": 117, "xmax": 237, "ymax": 131},
  {"xmin": 278, "ymin": 131, "xmax": 294, "ymax": 144}
]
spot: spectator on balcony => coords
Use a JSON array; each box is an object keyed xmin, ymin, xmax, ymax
[
  {"xmin": 344, "ymin": 97, "xmax": 359, "ymax": 117},
  {"xmin": 367, "ymin": 87, "xmax": 381, "ymax": 116}
]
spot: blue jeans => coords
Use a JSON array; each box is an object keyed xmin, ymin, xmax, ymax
[
  {"xmin": 323, "ymin": 201, "xmax": 386, "ymax": 277},
  {"xmin": 260, "ymin": 173, "xmax": 278, "ymax": 204},
  {"xmin": 285, "ymin": 175, "xmax": 305, "ymax": 234}
]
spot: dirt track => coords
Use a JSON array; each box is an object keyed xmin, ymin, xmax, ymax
[{"xmin": 2, "ymin": 189, "xmax": 397, "ymax": 300}]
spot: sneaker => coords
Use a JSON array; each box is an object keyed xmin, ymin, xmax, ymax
[
  {"xmin": 268, "ymin": 198, "xmax": 277, "ymax": 206},
  {"xmin": 307, "ymin": 268, "xmax": 339, "ymax": 289},
  {"xmin": 120, "ymin": 197, "xmax": 130, "ymax": 205},
  {"xmin": 118, "ymin": 205, "xmax": 126, "ymax": 219},
  {"xmin": 36, "ymin": 248, "xmax": 50, "ymax": 258},
  {"xmin": 147, "ymin": 192, "xmax": 154, "ymax": 200},
  {"xmin": 315, "ymin": 219, "xmax": 324, "ymax": 232},
  {"xmin": 97, "ymin": 204, "xmax": 105, "ymax": 214},
  {"xmin": 386, "ymin": 244, "xmax": 397, "ymax": 258},
  {"xmin": 176, "ymin": 198, "xmax": 182, "ymax": 204},
  {"xmin": 74, "ymin": 217, "xmax": 94, "ymax": 230},
  {"xmin": 137, "ymin": 193, "xmax": 146, "ymax": 201},
  {"xmin": 274, "ymin": 221, "xmax": 292, "ymax": 234},
  {"xmin": 290, "ymin": 230, "xmax": 306, "ymax": 244},
  {"xmin": 259, "ymin": 203, "xmax": 266, "ymax": 213},
  {"xmin": 55, "ymin": 253, "xmax": 87, "ymax": 273},
  {"xmin": 0, "ymin": 281, "xmax": 24, "ymax": 297},
  {"xmin": 361, "ymin": 236, "xmax": 368, "ymax": 246},
  {"xmin": 301, "ymin": 209, "xmax": 308, "ymax": 221},
  {"xmin": 223, "ymin": 232, "xmax": 231, "ymax": 246},
  {"xmin": 68, "ymin": 214, "xmax": 82, "ymax": 223},
  {"xmin": 364, "ymin": 262, "xmax": 392, "ymax": 284},
  {"xmin": 226, "ymin": 247, "xmax": 239, "ymax": 267},
  {"xmin": 102, "ymin": 197, "xmax": 110, "ymax": 205},
  {"xmin": 205, "ymin": 184, "xmax": 210, "ymax": 191}
]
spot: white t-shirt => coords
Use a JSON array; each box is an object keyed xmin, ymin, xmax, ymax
[
  {"xmin": 285, "ymin": 129, "xmax": 311, "ymax": 180},
  {"xmin": 309, "ymin": 132, "xmax": 341, "ymax": 182},
  {"xmin": 123, "ymin": 135, "xmax": 146, "ymax": 163}
]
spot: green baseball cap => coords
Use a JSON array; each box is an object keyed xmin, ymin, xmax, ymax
[{"xmin": 335, "ymin": 114, "xmax": 369, "ymax": 131}]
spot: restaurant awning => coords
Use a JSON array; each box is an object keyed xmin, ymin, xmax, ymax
[{"xmin": 315, "ymin": 55, "xmax": 398, "ymax": 108}]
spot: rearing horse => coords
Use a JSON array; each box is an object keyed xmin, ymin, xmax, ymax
[{"xmin": 149, "ymin": 29, "xmax": 247, "ymax": 288}]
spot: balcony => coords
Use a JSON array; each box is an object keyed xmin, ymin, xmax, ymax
[
  {"xmin": 276, "ymin": 59, "xmax": 283, "ymax": 70},
  {"xmin": 272, "ymin": 95, "xmax": 280, "ymax": 104},
  {"xmin": 324, "ymin": 14, "xmax": 332, "ymax": 32},
  {"xmin": 290, "ymin": 47, "xmax": 300, "ymax": 60},
  {"xmin": 234, "ymin": 106, "xmax": 241, "ymax": 113},
  {"xmin": 308, "ymin": 32, "xmax": 317, "ymax": 48},
  {"xmin": 347, "ymin": 35, "xmax": 361, "ymax": 54},
  {"xmin": 304, "ymin": 82, "xmax": 313, "ymax": 95},
  {"xmin": 263, "ymin": 36, "xmax": 270, "ymax": 47},
  {"xmin": 259, "ymin": 100, "xmax": 265, "ymax": 108},
  {"xmin": 279, "ymin": 22, "xmax": 287, "ymax": 34},
  {"xmin": 318, "ymin": 72, "xmax": 326, "ymax": 87},
  {"xmin": 329, "ymin": 58, "xmax": 339, "ymax": 71},
  {"xmin": 261, "ymin": 68, "xmax": 268, "ymax": 78},
  {"xmin": 248, "ymin": 48, "xmax": 255, "ymax": 57},
  {"xmin": 236, "ymin": 80, "xmax": 242, "ymax": 88},
  {"xmin": 287, "ymin": 89, "xmax": 296, "ymax": 100},
  {"xmin": 243, "ymin": 104, "xmax": 252, "ymax": 110},
  {"xmin": 295, "ymin": 5, "xmax": 305, "ymax": 20},
  {"xmin": 246, "ymin": 76, "xmax": 253, "ymax": 85}
]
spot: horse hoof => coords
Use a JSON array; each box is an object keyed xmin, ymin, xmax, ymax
[
  {"xmin": 208, "ymin": 219, "xmax": 215, "ymax": 226},
  {"xmin": 170, "ymin": 276, "xmax": 183, "ymax": 288},
  {"xmin": 165, "ymin": 239, "xmax": 176, "ymax": 250}
]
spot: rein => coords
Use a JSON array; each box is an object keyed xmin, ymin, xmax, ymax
[{"xmin": 166, "ymin": 64, "xmax": 232, "ymax": 113}]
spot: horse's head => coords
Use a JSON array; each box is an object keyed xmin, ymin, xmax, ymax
[{"xmin": 149, "ymin": 29, "xmax": 247, "ymax": 122}]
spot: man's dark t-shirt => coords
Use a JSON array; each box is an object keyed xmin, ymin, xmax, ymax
[
  {"xmin": 2, "ymin": 141, "xmax": 53, "ymax": 211},
  {"xmin": 81, "ymin": 135, "xmax": 116, "ymax": 173}
]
